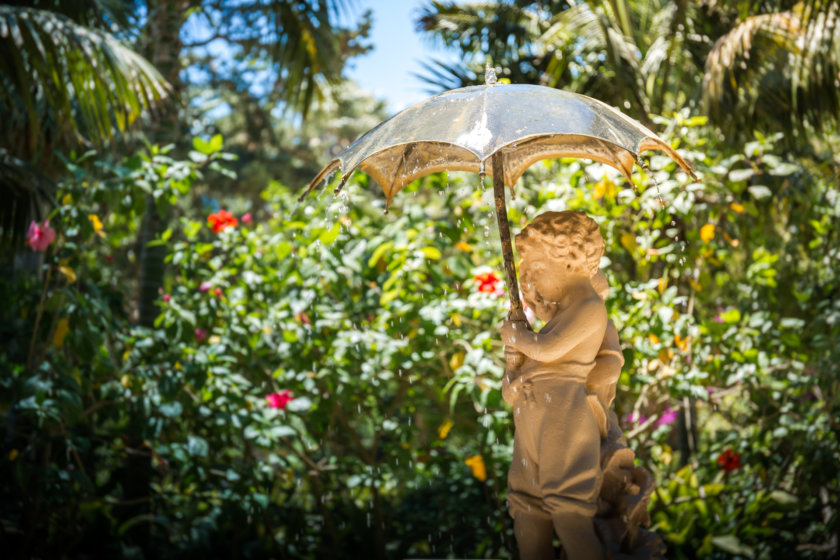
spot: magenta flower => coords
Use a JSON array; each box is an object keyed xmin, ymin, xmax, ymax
[
  {"xmin": 624, "ymin": 412, "xmax": 647, "ymax": 425},
  {"xmin": 26, "ymin": 220, "xmax": 56, "ymax": 252},
  {"xmin": 656, "ymin": 406, "xmax": 678, "ymax": 427},
  {"xmin": 241, "ymin": 212, "xmax": 253, "ymax": 226},
  {"xmin": 194, "ymin": 328, "xmax": 208, "ymax": 342},
  {"xmin": 266, "ymin": 390, "xmax": 293, "ymax": 410},
  {"xmin": 199, "ymin": 281, "xmax": 212, "ymax": 293},
  {"xmin": 162, "ymin": 293, "xmax": 171, "ymax": 303}
]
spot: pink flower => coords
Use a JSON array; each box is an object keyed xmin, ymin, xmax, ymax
[
  {"xmin": 241, "ymin": 212, "xmax": 253, "ymax": 225},
  {"xmin": 656, "ymin": 406, "xmax": 678, "ymax": 427},
  {"xmin": 266, "ymin": 390, "xmax": 293, "ymax": 410},
  {"xmin": 162, "ymin": 293, "xmax": 171, "ymax": 303},
  {"xmin": 26, "ymin": 219, "xmax": 56, "ymax": 252},
  {"xmin": 214, "ymin": 288, "xmax": 223, "ymax": 298},
  {"xmin": 624, "ymin": 412, "xmax": 647, "ymax": 426},
  {"xmin": 194, "ymin": 328, "xmax": 208, "ymax": 342},
  {"xmin": 199, "ymin": 281, "xmax": 212, "ymax": 293}
]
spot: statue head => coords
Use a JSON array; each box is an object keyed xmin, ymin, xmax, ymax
[{"xmin": 515, "ymin": 211, "xmax": 604, "ymax": 316}]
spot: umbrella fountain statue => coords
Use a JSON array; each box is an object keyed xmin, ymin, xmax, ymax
[{"xmin": 302, "ymin": 66, "xmax": 697, "ymax": 560}]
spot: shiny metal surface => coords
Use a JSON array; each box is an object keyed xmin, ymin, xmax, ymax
[{"xmin": 305, "ymin": 83, "xmax": 696, "ymax": 203}]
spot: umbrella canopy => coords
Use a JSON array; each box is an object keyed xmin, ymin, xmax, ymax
[
  {"xmin": 302, "ymin": 83, "xmax": 697, "ymax": 205},
  {"xmin": 302, "ymin": 81, "xmax": 696, "ymax": 336}
]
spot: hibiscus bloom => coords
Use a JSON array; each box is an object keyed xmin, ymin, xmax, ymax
[
  {"xmin": 266, "ymin": 390, "xmax": 293, "ymax": 410},
  {"xmin": 717, "ymin": 448, "xmax": 741, "ymax": 472},
  {"xmin": 207, "ymin": 209, "xmax": 238, "ymax": 233},
  {"xmin": 26, "ymin": 219, "xmax": 56, "ymax": 252},
  {"xmin": 474, "ymin": 271, "xmax": 503, "ymax": 296},
  {"xmin": 656, "ymin": 406, "xmax": 678, "ymax": 427},
  {"xmin": 194, "ymin": 328, "xmax": 208, "ymax": 343}
]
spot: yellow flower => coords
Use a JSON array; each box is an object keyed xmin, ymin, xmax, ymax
[
  {"xmin": 730, "ymin": 202, "xmax": 745, "ymax": 213},
  {"xmin": 592, "ymin": 178, "xmax": 613, "ymax": 200},
  {"xmin": 465, "ymin": 455, "xmax": 487, "ymax": 481},
  {"xmin": 438, "ymin": 419, "xmax": 453, "ymax": 440},
  {"xmin": 454, "ymin": 241, "xmax": 472, "ymax": 253},
  {"xmin": 88, "ymin": 214, "xmax": 106, "ymax": 237},
  {"xmin": 61, "ymin": 193, "xmax": 73, "ymax": 205},
  {"xmin": 53, "ymin": 318, "xmax": 70, "ymax": 347},
  {"xmin": 700, "ymin": 224, "xmax": 715, "ymax": 243},
  {"xmin": 9, "ymin": 449, "xmax": 19, "ymax": 461},
  {"xmin": 449, "ymin": 351, "xmax": 464, "ymax": 371},
  {"xmin": 57, "ymin": 265, "xmax": 77, "ymax": 284}
]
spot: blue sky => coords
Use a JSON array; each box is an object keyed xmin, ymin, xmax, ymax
[{"xmin": 342, "ymin": 0, "xmax": 458, "ymax": 112}]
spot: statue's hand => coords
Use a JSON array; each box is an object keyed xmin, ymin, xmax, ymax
[{"xmin": 500, "ymin": 319, "xmax": 530, "ymax": 349}]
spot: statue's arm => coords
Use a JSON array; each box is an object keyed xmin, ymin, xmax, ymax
[
  {"xmin": 502, "ymin": 297, "xmax": 607, "ymax": 362},
  {"xmin": 588, "ymin": 321, "xmax": 624, "ymax": 386}
]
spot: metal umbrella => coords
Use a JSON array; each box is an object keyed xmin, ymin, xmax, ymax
[{"xmin": 301, "ymin": 79, "xmax": 697, "ymax": 322}]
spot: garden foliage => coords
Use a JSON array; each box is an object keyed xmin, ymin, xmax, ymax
[{"xmin": 2, "ymin": 109, "xmax": 839, "ymax": 559}]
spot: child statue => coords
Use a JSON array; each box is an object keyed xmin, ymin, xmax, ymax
[{"xmin": 500, "ymin": 210, "xmax": 607, "ymax": 560}]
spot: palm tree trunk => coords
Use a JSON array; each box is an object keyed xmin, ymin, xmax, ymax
[{"xmin": 124, "ymin": 2, "xmax": 189, "ymax": 553}]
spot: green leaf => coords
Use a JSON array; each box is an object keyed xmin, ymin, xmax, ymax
[
  {"xmin": 420, "ymin": 246, "xmax": 442, "ymax": 260},
  {"xmin": 747, "ymin": 185, "xmax": 772, "ymax": 199},
  {"xmin": 711, "ymin": 535, "xmax": 754, "ymax": 557},
  {"xmin": 319, "ymin": 223, "xmax": 341, "ymax": 245},
  {"xmin": 275, "ymin": 241, "xmax": 293, "ymax": 260},
  {"xmin": 209, "ymin": 134, "xmax": 223, "ymax": 153},
  {"xmin": 721, "ymin": 309, "xmax": 741, "ymax": 323},
  {"xmin": 368, "ymin": 241, "xmax": 393, "ymax": 267},
  {"xmin": 193, "ymin": 137, "xmax": 213, "ymax": 155},
  {"xmin": 728, "ymin": 168, "xmax": 755, "ymax": 182}
]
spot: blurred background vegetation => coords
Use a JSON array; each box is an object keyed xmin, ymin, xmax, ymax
[{"xmin": 1, "ymin": 1, "xmax": 838, "ymax": 558}]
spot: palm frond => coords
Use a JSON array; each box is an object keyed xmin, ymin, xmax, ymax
[
  {"xmin": 0, "ymin": 5, "xmax": 169, "ymax": 247},
  {"xmin": 0, "ymin": 5, "xmax": 169, "ymax": 158},
  {"xmin": 702, "ymin": 9, "xmax": 840, "ymax": 136}
]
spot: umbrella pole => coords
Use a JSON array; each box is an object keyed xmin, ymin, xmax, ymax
[{"xmin": 491, "ymin": 153, "xmax": 527, "ymax": 324}]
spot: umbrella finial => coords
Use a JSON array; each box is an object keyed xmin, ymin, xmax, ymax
[{"xmin": 485, "ymin": 63, "xmax": 498, "ymax": 86}]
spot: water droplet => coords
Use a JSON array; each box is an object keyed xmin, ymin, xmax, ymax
[{"xmin": 485, "ymin": 63, "xmax": 498, "ymax": 85}]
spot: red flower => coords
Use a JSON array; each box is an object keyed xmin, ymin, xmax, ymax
[
  {"xmin": 474, "ymin": 271, "xmax": 503, "ymax": 295},
  {"xmin": 717, "ymin": 448, "xmax": 741, "ymax": 472},
  {"xmin": 214, "ymin": 288, "xmax": 223, "ymax": 298},
  {"xmin": 266, "ymin": 390, "xmax": 293, "ymax": 410},
  {"xmin": 26, "ymin": 219, "xmax": 56, "ymax": 252},
  {"xmin": 194, "ymin": 328, "xmax": 208, "ymax": 343},
  {"xmin": 207, "ymin": 209, "xmax": 238, "ymax": 233}
]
